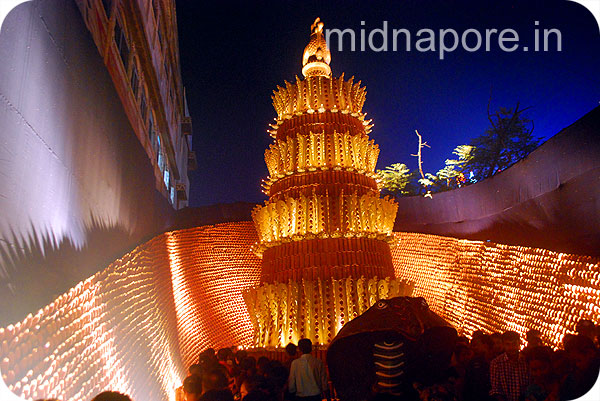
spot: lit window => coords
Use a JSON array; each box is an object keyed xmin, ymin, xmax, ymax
[{"xmin": 164, "ymin": 168, "xmax": 170, "ymax": 188}]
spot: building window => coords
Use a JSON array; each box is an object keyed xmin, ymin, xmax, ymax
[
  {"xmin": 157, "ymin": 135, "xmax": 163, "ymax": 167},
  {"xmin": 101, "ymin": 0, "xmax": 111, "ymax": 17},
  {"xmin": 149, "ymin": 113, "xmax": 154, "ymax": 143},
  {"xmin": 163, "ymin": 168, "xmax": 170, "ymax": 189},
  {"xmin": 114, "ymin": 18, "xmax": 130, "ymax": 71},
  {"xmin": 157, "ymin": 25, "xmax": 163, "ymax": 49},
  {"xmin": 130, "ymin": 65, "xmax": 139, "ymax": 98},
  {"xmin": 152, "ymin": 0, "xmax": 160, "ymax": 20},
  {"xmin": 140, "ymin": 91, "xmax": 147, "ymax": 122}
]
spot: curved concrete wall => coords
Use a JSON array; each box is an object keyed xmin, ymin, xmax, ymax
[
  {"xmin": 394, "ymin": 106, "xmax": 600, "ymax": 257},
  {"xmin": 1, "ymin": 222, "xmax": 598, "ymax": 400},
  {"xmin": 0, "ymin": 0, "xmax": 174, "ymax": 326}
]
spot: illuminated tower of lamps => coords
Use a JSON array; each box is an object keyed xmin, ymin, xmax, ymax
[{"xmin": 244, "ymin": 18, "xmax": 412, "ymax": 348}]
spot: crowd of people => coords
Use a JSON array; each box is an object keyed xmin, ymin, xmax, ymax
[
  {"xmin": 173, "ymin": 338, "xmax": 328, "ymax": 401},
  {"xmin": 45, "ymin": 319, "xmax": 599, "ymax": 401},
  {"xmin": 412, "ymin": 320, "xmax": 600, "ymax": 401}
]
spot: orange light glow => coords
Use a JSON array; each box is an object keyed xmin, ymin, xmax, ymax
[{"xmin": 391, "ymin": 232, "xmax": 600, "ymax": 347}]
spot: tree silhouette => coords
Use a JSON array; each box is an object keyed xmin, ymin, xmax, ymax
[{"xmin": 465, "ymin": 102, "xmax": 538, "ymax": 180}]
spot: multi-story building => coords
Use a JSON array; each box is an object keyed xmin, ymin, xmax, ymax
[{"xmin": 75, "ymin": 0, "xmax": 195, "ymax": 208}]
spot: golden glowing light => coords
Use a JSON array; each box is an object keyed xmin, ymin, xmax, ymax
[
  {"xmin": 263, "ymin": 131, "xmax": 380, "ymax": 189},
  {"xmin": 271, "ymin": 74, "xmax": 367, "ymax": 123},
  {"xmin": 251, "ymin": 192, "xmax": 398, "ymax": 256},
  {"xmin": 391, "ymin": 232, "xmax": 600, "ymax": 348},
  {"xmin": 244, "ymin": 276, "xmax": 413, "ymax": 347},
  {"xmin": 0, "ymin": 236, "xmax": 185, "ymax": 401}
]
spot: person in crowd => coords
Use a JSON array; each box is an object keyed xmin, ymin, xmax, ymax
[
  {"xmin": 236, "ymin": 350, "xmax": 248, "ymax": 365},
  {"xmin": 522, "ymin": 346, "xmax": 558, "ymax": 401},
  {"xmin": 236, "ymin": 356, "xmax": 258, "ymax": 395},
  {"xmin": 471, "ymin": 330, "xmax": 485, "ymax": 341},
  {"xmin": 177, "ymin": 364, "xmax": 204, "ymax": 401},
  {"xmin": 490, "ymin": 333, "xmax": 504, "ymax": 359},
  {"xmin": 217, "ymin": 348, "xmax": 237, "ymax": 375},
  {"xmin": 91, "ymin": 392, "xmax": 133, "ymax": 401},
  {"xmin": 257, "ymin": 357, "xmax": 270, "ymax": 377},
  {"xmin": 283, "ymin": 343, "xmax": 297, "ymax": 401},
  {"xmin": 202, "ymin": 368, "xmax": 230, "ymax": 394},
  {"xmin": 464, "ymin": 335, "xmax": 493, "ymax": 401},
  {"xmin": 200, "ymin": 348, "xmax": 220, "ymax": 372},
  {"xmin": 264, "ymin": 360, "xmax": 288, "ymax": 401},
  {"xmin": 288, "ymin": 339, "xmax": 329, "ymax": 401},
  {"xmin": 522, "ymin": 330, "xmax": 543, "ymax": 361},
  {"xmin": 217, "ymin": 348, "xmax": 238, "ymax": 392},
  {"xmin": 489, "ymin": 331, "xmax": 529, "ymax": 401},
  {"xmin": 183, "ymin": 374, "xmax": 204, "ymax": 401},
  {"xmin": 283, "ymin": 343, "xmax": 297, "ymax": 372},
  {"xmin": 240, "ymin": 375, "xmax": 273, "ymax": 401},
  {"xmin": 575, "ymin": 320, "xmax": 596, "ymax": 344},
  {"xmin": 450, "ymin": 343, "xmax": 472, "ymax": 400},
  {"xmin": 560, "ymin": 334, "xmax": 600, "ymax": 400}
]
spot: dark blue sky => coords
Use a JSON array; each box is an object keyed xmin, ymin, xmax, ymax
[{"xmin": 177, "ymin": 0, "xmax": 600, "ymax": 207}]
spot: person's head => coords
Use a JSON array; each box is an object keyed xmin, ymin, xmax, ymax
[
  {"xmin": 526, "ymin": 329, "xmax": 543, "ymax": 347},
  {"xmin": 256, "ymin": 357, "xmax": 270, "ymax": 375},
  {"xmin": 471, "ymin": 330, "xmax": 485, "ymax": 341},
  {"xmin": 183, "ymin": 374, "xmax": 203, "ymax": 401},
  {"xmin": 526, "ymin": 346, "xmax": 553, "ymax": 383},
  {"xmin": 552, "ymin": 350, "xmax": 573, "ymax": 379},
  {"xmin": 568, "ymin": 334, "xmax": 598, "ymax": 372},
  {"xmin": 240, "ymin": 356, "xmax": 256, "ymax": 371},
  {"xmin": 453, "ymin": 344, "xmax": 473, "ymax": 365},
  {"xmin": 576, "ymin": 319, "xmax": 596, "ymax": 341},
  {"xmin": 189, "ymin": 363, "xmax": 202, "ymax": 376},
  {"xmin": 501, "ymin": 331, "xmax": 520, "ymax": 356},
  {"xmin": 236, "ymin": 350, "xmax": 248, "ymax": 364},
  {"xmin": 199, "ymin": 348, "xmax": 219, "ymax": 368},
  {"xmin": 202, "ymin": 368, "xmax": 229, "ymax": 393},
  {"xmin": 471, "ymin": 334, "xmax": 493, "ymax": 358},
  {"xmin": 217, "ymin": 348, "xmax": 235, "ymax": 364},
  {"xmin": 285, "ymin": 343, "xmax": 297, "ymax": 357},
  {"xmin": 91, "ymin": 392, "xmax": 132, "ymax": 401},
  {"xmin": 298, "ymin": 338, "xmax": 312, "ymax": 354},
  {"xmin": 490, "ymin": 332, "xmax": 504, "ymax": 356}
]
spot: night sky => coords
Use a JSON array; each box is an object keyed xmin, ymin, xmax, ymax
[{"xmin": 176, "ymin": 0, "xmax": 600, "ymax": 207}]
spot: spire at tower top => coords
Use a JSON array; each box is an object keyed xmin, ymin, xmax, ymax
[{"xmin": 302, "ymin": 17, "xmax": 331, "ymax": 78}]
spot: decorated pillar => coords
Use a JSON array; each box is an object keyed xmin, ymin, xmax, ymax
[{"xmin": 244, "ymin": 18, "xmax": 412, "ymax": 347}]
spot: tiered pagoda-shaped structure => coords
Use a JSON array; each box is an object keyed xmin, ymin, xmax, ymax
[{"xmin": 244, "ymin": 18, "xmax": 411, "ymax": 347}]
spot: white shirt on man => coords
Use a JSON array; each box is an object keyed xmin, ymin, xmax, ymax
[{"xmin": 288, "ymin": 353, "xmax": 328, "ymax": 398}]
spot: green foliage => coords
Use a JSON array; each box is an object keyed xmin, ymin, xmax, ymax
[
  {"xmin": 377, "ymin": 163, "xmax": 415, "ymax": 197},
  {"xmin": 425, "ymin": 144, "xmax": 475, "ymax": 190},
  {"xmin": 378, "ymin": 103, "xmax": 539, "ymax": 197},
  {"xmin": 464, "ymin": 104, "xmax": 538, "ymax": 180}
]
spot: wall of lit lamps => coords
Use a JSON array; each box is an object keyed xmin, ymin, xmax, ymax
[
  {"xmin": 391, "ymin": 232, "xmax": 600, "ymax": 346},
  {"xmin": 0, "ymin": 223, "xmax": 598, "ymax": 400}
]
